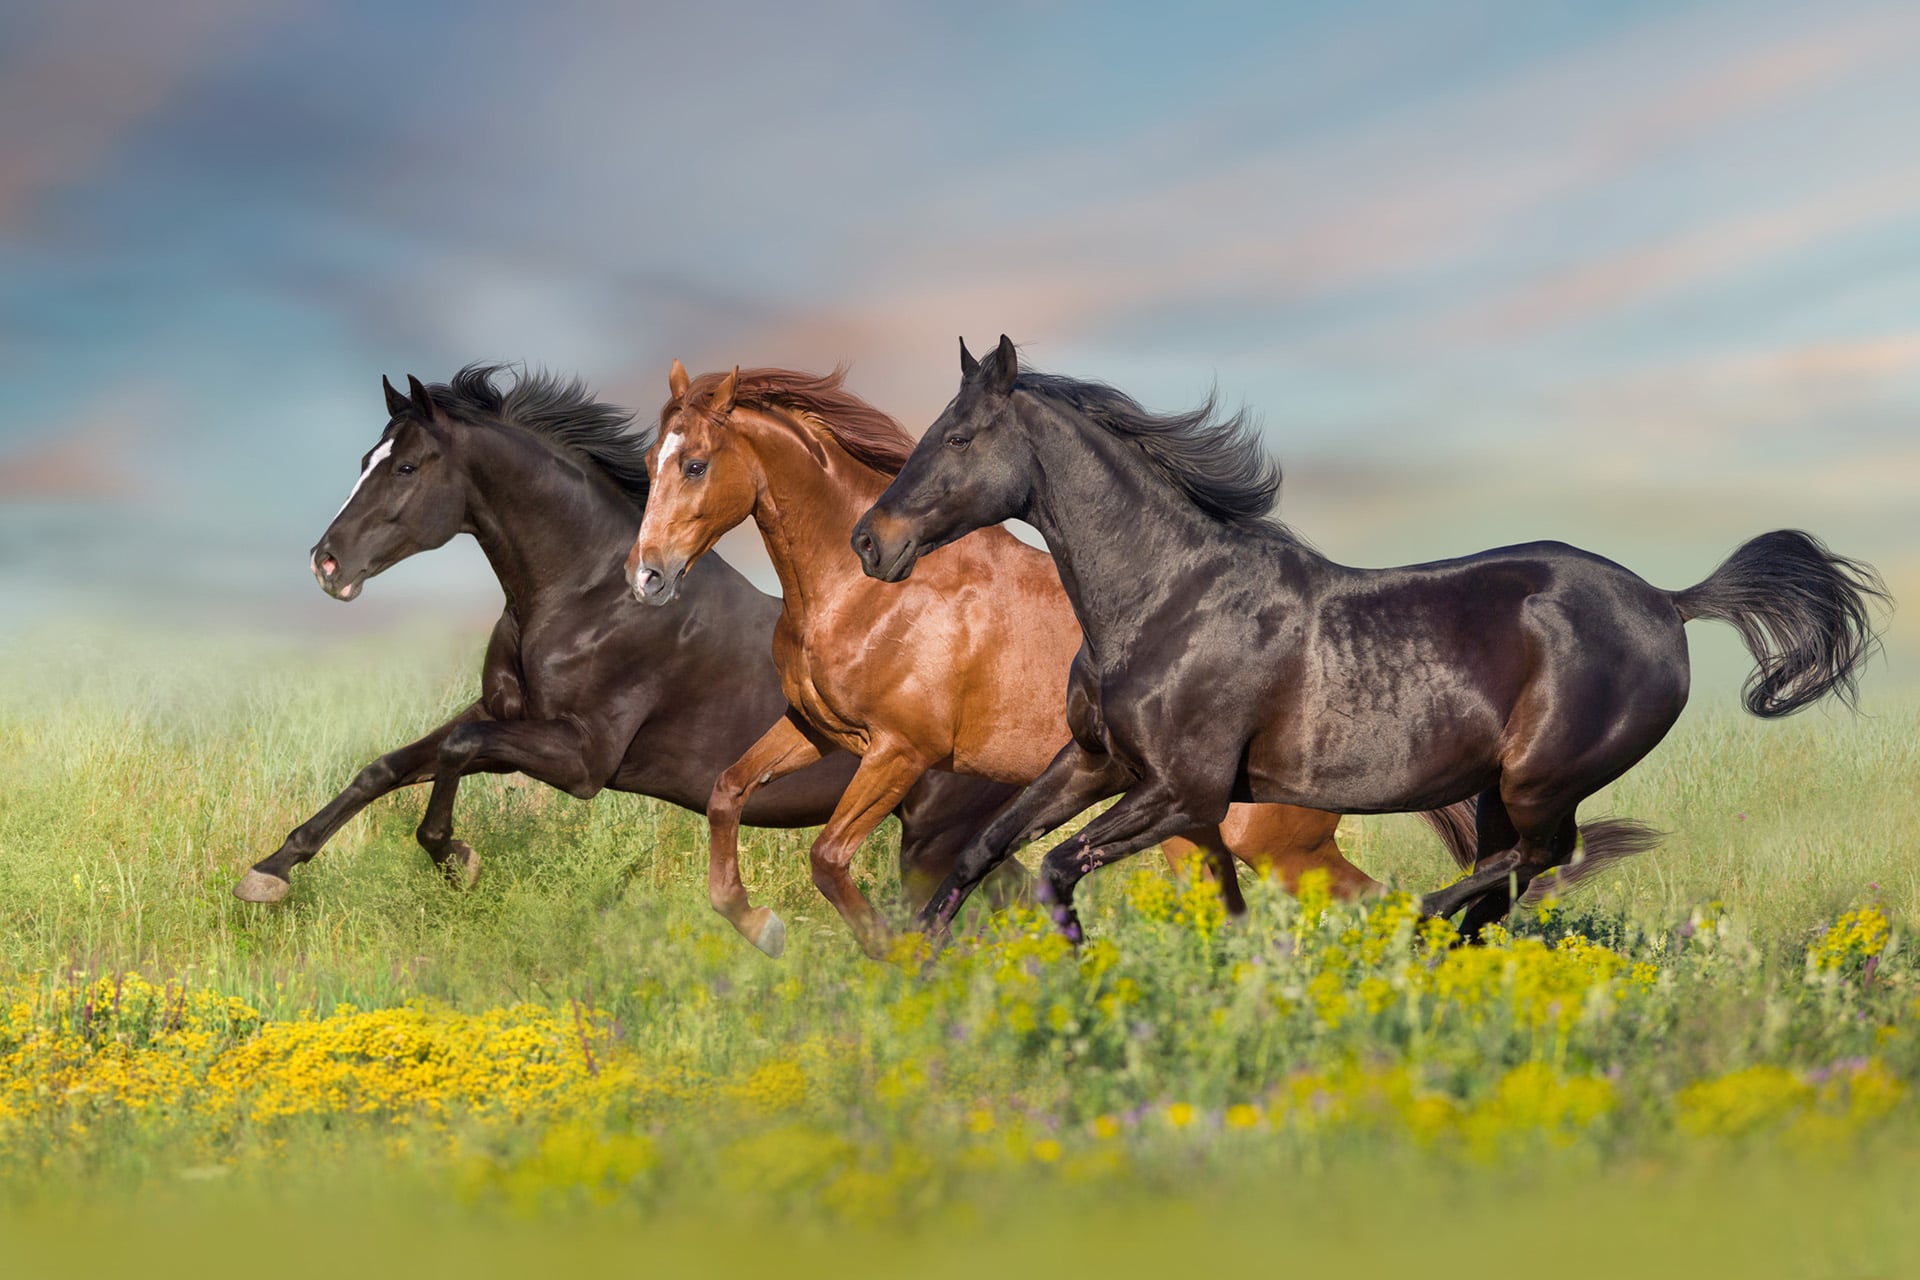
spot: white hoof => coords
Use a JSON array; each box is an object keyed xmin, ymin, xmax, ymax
[
  {"xmin": 233, "ymin": 869, "xmax": 290, "ymax": 904},
  {"xmin": 753, "ymin": 912, "xmax": 788, "ymax": 959}
]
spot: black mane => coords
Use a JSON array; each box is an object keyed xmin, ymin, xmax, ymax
[
  {"xmin": 424, "ymin": 363, "xmax": 653, "ymax": 510},
  {"xmin": 1015, "ymin": 371, "xmax": 1282, "ymax": 528}
]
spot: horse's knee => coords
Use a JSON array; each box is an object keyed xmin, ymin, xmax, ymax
[
  {"xmin": 438, "ymin": 723, "xmax": 485, "ymax": 766},
  {"xmin": 808, "ymin": 845, "xmax": 847, "ymax": 896},
  {"xmin": 709, "ymin": 766, "xmax": 756, "ymax": 824},
  {"xmin": 351, "ymin": 758, "xmax": 399, "ymax": 795}
]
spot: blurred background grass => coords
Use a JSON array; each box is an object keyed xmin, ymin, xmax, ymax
[{"xmin": 5, "ymin": 1150, "xmax": 1919, "ymax": 1280}]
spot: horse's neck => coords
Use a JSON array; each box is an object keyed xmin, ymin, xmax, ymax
[
  {"xmin": 746, "ymin": 422, "xmax": 890, "ymax": 630},
  {"xmin": 1021, "ymin": 407, "xmax": 1277, "ymax": 662},
  {"xmin": 462, "ymin": 426, "xmax": 634, "ymax": 612}
]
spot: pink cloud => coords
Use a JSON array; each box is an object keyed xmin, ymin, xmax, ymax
[
  {"xmin": 0, "ymin": 384, "xmax": 172, "ymax": 502},
  {"xmin": 0, "ymin": 429, "xmax": 137, "ymax": 502}
]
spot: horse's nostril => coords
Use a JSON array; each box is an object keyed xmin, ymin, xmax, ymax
[{"xmin": 321, "ymin": 555, "xmax": 338, "ymax": 577}]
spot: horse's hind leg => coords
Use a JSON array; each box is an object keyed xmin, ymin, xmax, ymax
[
  {"xmin": 1455, "ymin": 813, "xmax": 1579, "ymax": 940},
  {"xmin": 1423, "ymin": 782, "xmax": 1586, "ymax": 939},
  {"xmin": 895, "ymin": 776, "xmax": 1027, "ymax": 913},
  {"xmin": 1215, "ymin": 804, "xmax": 1378, "ymax": 900},
  {"xmin": 1418, "ymin": 788, "xmax": 1519, "ymax": 922},
  {"xmin": 1161, "ymin": 830, "xmax": 1247, "ymax": 917},
  {"xmin": 237, "ymin": 703, "xmax": 488, "ymax": 903}
]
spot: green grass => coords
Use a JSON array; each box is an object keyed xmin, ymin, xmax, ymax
[{"xmin": 1, "ymin": 625, "xmax": 1916, "ymax": 1278}]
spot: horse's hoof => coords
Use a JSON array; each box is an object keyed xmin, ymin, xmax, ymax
[
  {"xmin": 752, "ymin": 912, "xmax": 787, "ymax": 959},
  {"xmin": 442, "ymin": 841, "xmax": 481, "ymax": 891},
  {"xmin": 233, "ymin": 869, "xmax": 290, "ymax": 904}
]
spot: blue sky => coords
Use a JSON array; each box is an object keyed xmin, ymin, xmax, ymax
[{"xmin": 2, "ymin": 0, "xmax": 1914, "ymax": 687}]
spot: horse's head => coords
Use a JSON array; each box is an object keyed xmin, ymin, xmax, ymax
[
  {"xmin": 627, "ymin": 361, "xmax": 759, "ymax": 606},
  {"xmin": 854, "ymin": 335, "xmax": 1031, "ymax": 583},
  {"xmin": 310, "ymin": 375, "xmax": 466, "ymax": 601}
]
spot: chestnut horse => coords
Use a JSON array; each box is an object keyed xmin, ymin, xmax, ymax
[{"xmin": 626, "ymin": 362, "xmax": 1478, "ymax": 957}]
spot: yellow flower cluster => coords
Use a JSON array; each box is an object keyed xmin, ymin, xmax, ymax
[
  {"xmin": 1216, "ymin": 1061, "xmax": 1617, "ymax": 1160},
  {"xmin": 1677, "ymin": 1059, "xmax": 1906, "ymax": 1142},
  {"xmin": 1, "ymin": 889, "xmax": 1912, "ymax": 1218},
  {"xmin": 1811, "ymin": 905, "xmax": 1893, "ymax": 972}
]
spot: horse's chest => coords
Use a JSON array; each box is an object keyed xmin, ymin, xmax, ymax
[
  {"xmin": 772, "ymin": 624, "xmax": 872, "ymax": 753},
  {"xmin": 499, "ymin": 620, "xmax": 611, "ymax": 722}
]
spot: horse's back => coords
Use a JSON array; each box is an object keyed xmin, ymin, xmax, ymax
[{"xmin": 1242, "ymin": 541, "xmax": 1686, "ymax": 810}]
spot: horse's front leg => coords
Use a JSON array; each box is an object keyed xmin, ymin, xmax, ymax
[
  {"xmin": 801, "ymin": 739, "xmax": 933, "ymax": 960},
  {"xmin": 914, "ymin": 741, "xmax": 1131, "ymax": 941},
  {"xmin": 411, "ymin": 718, "xmax": 621, "ymax": 892},
  {"xmin": 1037, "ymin": 779, "xmax": 1227, "ymax": 944},
  {"xmin": 706, "ymin": 714, "xmax": 828, "ymax": 958},
  {"xmin": 236, "ymin": 702, "xmax": 488, "ymax": 903}
]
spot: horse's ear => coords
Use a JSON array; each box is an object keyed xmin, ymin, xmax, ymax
[
  {"xmin": 383, "ymin": 375, "xmax": 410, "ymax": 418},
  {"xmin": 711, "ymin": 365, "xmax": 740, "ymax": 416},
  {"xmin": 960, "ymin": 337, "xmax": 980, "ymax": 378},
  {"xmin": 987, "ymin": 334, "xmax": 1018, "ymax": 396},
  {"xmin": 669, "ymin": 358, "xmax": 690, "ymax": 401},
  {"xmin": 406, "ymin": 375, "xmax": 436, "ymax": 420}
]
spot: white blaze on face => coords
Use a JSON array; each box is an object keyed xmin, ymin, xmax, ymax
[
  {"xmin": 657, "ymin": 432, "xmax": 683, "ymax": 470},
  {"xmin": 335, "ymin": 439, "xmax": 395, "ymax": 518}
]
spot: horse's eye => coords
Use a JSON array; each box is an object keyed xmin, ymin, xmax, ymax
[
  {"xmin": 395, "ymin": 462, "xmax": 417, "ymax": 476},
  {"xmin": 684, "ymin": 459, "xmax": 707, "ymax": 479},
  {"xmin": 945, "ymin": 435, "xmax": 971, "ymax": 451}
]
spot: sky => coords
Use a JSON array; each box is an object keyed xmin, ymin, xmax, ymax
[{"xmin": 1, "ymin": 0, "xmax": 1914, "ymax": 693}]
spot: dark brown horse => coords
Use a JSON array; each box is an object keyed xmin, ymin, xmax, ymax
[
  {"xmin": 856, "ymin": 337, "xmax": 1883, "ymax": 942},
  {"xmin": 236, "ymin": 365, "xmax": 1016, "ymax": 955},
  {"xmin": 625, "ymin": 362, "xmax": 1480, "ymax": 958}
]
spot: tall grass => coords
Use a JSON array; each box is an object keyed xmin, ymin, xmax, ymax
[{"xmin": 4, "ymin": 624, "xmax": 1910, "ymax": 1005}]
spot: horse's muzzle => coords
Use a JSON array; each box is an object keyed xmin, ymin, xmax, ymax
[
  {"xmin": 629, "ymin": 556, "xmax": 685, "ymax": 607},
  {"xmin": 851, "ymin": 514, "xmax": 919, "ymax": 583},
  {"xmin": 310, "ymin": 545, "xmax": 363, "ymax": 601}
]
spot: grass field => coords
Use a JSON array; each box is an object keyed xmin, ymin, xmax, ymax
[{"xmin": 1, "ymin": 625, "xmax": 1915, "ymax": 1279}]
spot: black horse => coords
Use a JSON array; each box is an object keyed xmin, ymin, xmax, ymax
[
  {"xmin": 238, "ymin": 365, "xmax": 1017, "ymax": 956},
  {"xmin": 854, "ymin": 336, "xmax": 1887, "ymax": 941}
]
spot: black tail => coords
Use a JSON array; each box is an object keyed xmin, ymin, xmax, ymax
[
  {"xmin": 1672, "ymin": 529, "xmax": 1890, "ymax": 718},
  {"xmin": 1518, "ymin": 817, "xmax": 1666, "ymax": 907}
]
